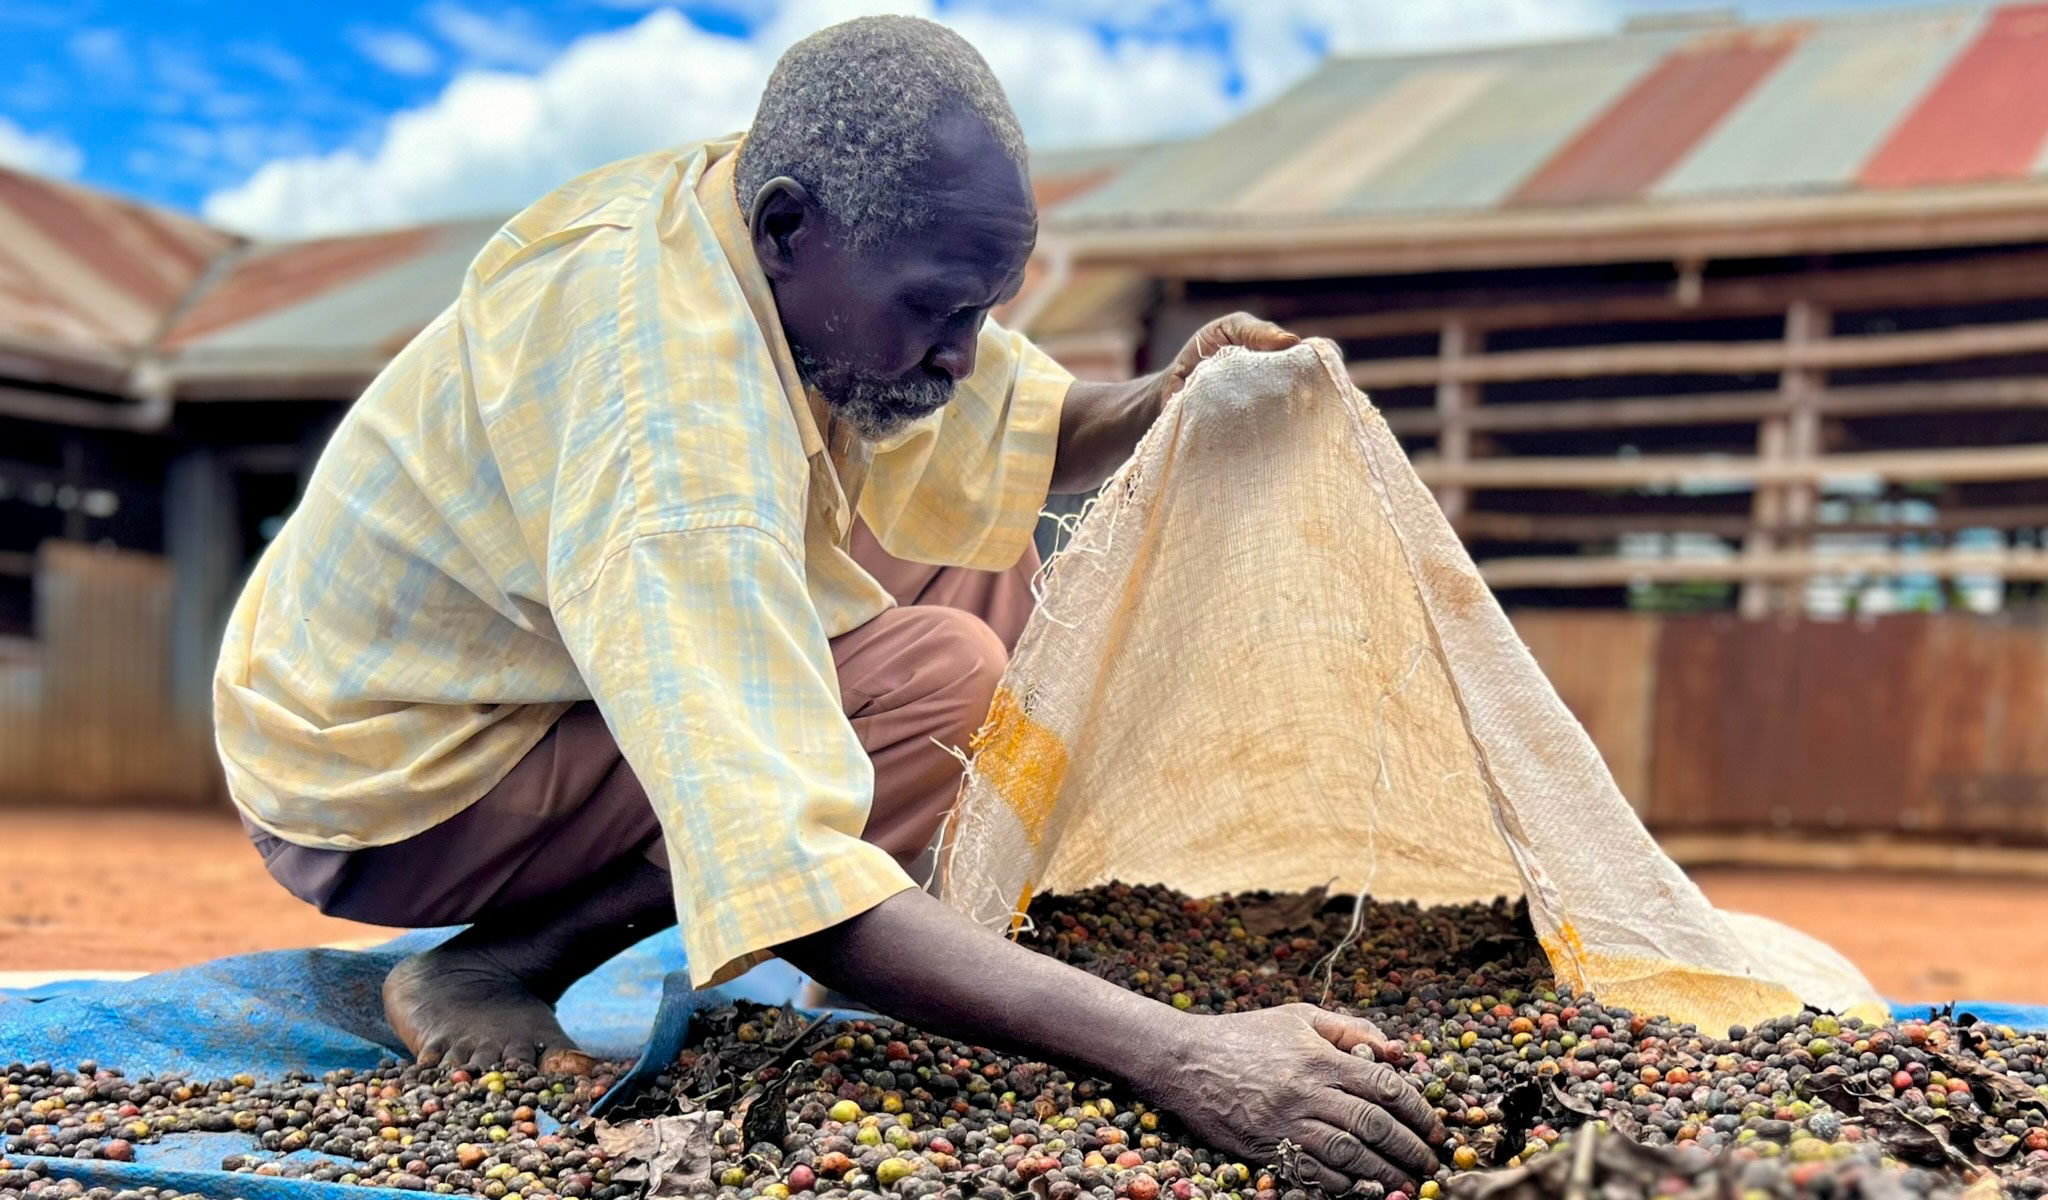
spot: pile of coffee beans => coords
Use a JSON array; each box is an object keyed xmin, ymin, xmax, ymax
[
  {"xmin": 1, "ymin": 1059, "xmax": 618, "ymax": 1195},
  {"xmin": 5, "ymin": 883, "xmax": 2045, "ymax": 1200},
  {"xmin": 0, "ymin": 1157, "xmax": 215, "ymax": 1200}
]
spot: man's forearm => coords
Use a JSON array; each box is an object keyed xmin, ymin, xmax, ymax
[
  {"xmin": 778, "ymin": 887, "xmax": 1193, "ymax": 1088},
  {"xmin": 1050, "ymin": 375, "xmax": 1166, "ymax": 495}
]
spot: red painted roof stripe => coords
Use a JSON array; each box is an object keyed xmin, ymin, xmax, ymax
[
  {"xmin": 162, "ymin": 226, "xmax": 441, "ymax": 348},
  {"xmin": 1509, "ymin": 29, "xmax": 1801, "ymax": 207},
  {"xmin": 1859, "ymin": 3, "xmax": 2048, "ymax": 189}
]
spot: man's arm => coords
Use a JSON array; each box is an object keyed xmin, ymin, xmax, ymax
[
  {"xmin": 780, "ymin": 888, "xmax": 1443, "ymax": 1195},
  {"xmin": 1051, "ymin": 313, "xmax": 1300, "ymax": 494}
]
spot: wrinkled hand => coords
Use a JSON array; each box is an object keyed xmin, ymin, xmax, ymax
[
  {"xmin": 1162, "ymin": 312, "xmax": 1302, "ymax": 400},
  {"xmin": 1153, "ymin": 1004, "xmax": 1442, "ymax": 1194}
]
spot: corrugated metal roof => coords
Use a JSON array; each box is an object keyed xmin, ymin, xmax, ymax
[
  {"xmin": 0, "ymin": 168, "xmax": 233, "ymax": 379},
  {"xmin": 161, "ymin": 225, "xmax": 444, "ymax": 350},
  {"xmin": 161, "ymin": 158, "xmax": 1122, "ymax": 388},
  {"xmin": 1339, "ymin": 39, "xmax": 1662, "ymax": 215},
  {"xmin": 162, "ymin": 219, "xmax": 497, "ymax": 375},
  {"xmin": 1652, "ymin": 7, "xmax": 1982, "ymax": 199},
  {"xmin": 1511, "ymin": 27, "xmax": 1801, "ymax": 206},
  {"xmin": 1054, "ymin": 2, "xmax": 2048, "ymax": 234},
  {"xmin": 0, "ymin": 149, "xmax": 1122, "ymax": 398},
  {"xmin": 1860, "ymin": 2, "xmax": 2048, "ymax": 187}
]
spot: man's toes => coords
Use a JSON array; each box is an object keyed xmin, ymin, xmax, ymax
[
  {"xmin": 416, "ymin": 1040, "xmax": 449, "ymax": 1067},
  {"xmin": 500, "ymin": 1042, "xmax": 539, "ymax": 1070},
  {"xmin": 541, "ymin": 1048, "xmax": 597, "ymax": 1076}
]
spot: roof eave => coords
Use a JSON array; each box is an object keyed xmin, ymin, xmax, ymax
[
  {"xmin": 1049, "ymin": 180, "xmax": 2048, "ymax": 279},
  {"xmin": 160, "ymin": 348, "xmax": 394, "ymax": 400},
  {"xmin": 0, "ymin": 332, "xmax": 134, "ymax": 394}
]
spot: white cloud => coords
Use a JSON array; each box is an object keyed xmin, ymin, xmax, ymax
[
  {"xmin": 231, "ymin": 41, "xmax": 312, "ymax": 87},
  {"xmin": 208, "ymin": 9, "xmax": 769, "ymax": 235},
  {"xmin": 68, "ymin": 27, "xmax": 135, "ymax": 85},
  {"xmin": 204, "ymin": 0, "xmax": 1624, "ymax": 237},
  {"xmin": 428, "ymin": 3, "xmax": 559, "ymax": 70},
  {"xmin": 0, "ymin": 115, "xmax": 82, "ymax": 177},
  {"xmin": 351, "ymin": 28, "xmax": 444, "ymax": 77}
]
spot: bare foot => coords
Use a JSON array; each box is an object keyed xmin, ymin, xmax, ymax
[{"xmin": 382, "ymin": 946, "xmax": 595, "ymax": 1073}]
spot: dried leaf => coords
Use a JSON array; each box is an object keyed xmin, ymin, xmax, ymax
[
  {"xmin": 1799, "ymin": 1065, "xmax": 1868, "ymax": 1113},
  {"xmin": 1238, "ymin": 888, "xmax": 1330, "ymax": 937},
  {"xmin": 1546, "ymin": 1080, "xmax": 1600, "ymax": 1126},
  {"xmin": 596, "ymin": 1109, "xmax": 721, "ymax": 1197},
  {"xmin": 1458, "ymin": 1129, "xmax": 1684, "ymax": 1200},
  {"xmin": 736, "ymin": 1084, "xmax": 786, "ymax": 1150},
  {"xmin": 1858, "ymin": 1101, "xmax": 1972, "ymax": 1171},
  {"xmin": 1972, "ymin": 1131, "xmax": 2019, "ymax": 1161},
  {"xmin": 1467, "ymin": 1123, "xmax": 1507, "ymax": 1168},
  {"xmin": 1936, "ymin": 1051, "xmax": 2048, "ymax": 1119}
]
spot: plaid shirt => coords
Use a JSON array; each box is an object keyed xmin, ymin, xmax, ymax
[{"xmin": 213, "ymin": 136, "xmax": 1069, "ymax": 985}]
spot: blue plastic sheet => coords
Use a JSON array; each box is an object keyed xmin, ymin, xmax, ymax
[
  {"xmin": 0, "ymin": 930, "xmax": 841, "ymax": 1199},
  {"xmin": 3, "ymin": 934, "xmax": 2043, "ymax": 1199}
]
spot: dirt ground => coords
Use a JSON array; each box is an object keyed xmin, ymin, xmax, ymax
[{"xmin": 3, "ymin": 810, "xmax": 2045, "ymax": 1006}]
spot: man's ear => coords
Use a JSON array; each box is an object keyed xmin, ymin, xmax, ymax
[{"xmin": 749, "ymin": 176, "xmax": 813, "ymax": 283}]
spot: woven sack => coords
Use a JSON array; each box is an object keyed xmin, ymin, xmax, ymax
[{"xmin": 939, "ymin": 340, "xmax": 1884, "ymax": 1030}]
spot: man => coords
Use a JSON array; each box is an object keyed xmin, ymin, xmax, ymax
[{"xmin": 215, "ymin": 16, "xmax": 1440, "ymax": 1194}]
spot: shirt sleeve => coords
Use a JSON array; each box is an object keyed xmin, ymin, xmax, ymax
[
  {"xmin": 554, "ymin": 520, "xmax": 916, "ymax": 987},
  {"xmin": 859, "ymin": 320, "xmax": 1072, "ymax": 571}
]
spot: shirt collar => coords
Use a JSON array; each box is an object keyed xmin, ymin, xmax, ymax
[{"xmin": 696, "ymin": 138, "xmax": 849, "ymax": 463}]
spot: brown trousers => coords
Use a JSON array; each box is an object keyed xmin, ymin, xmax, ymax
[{"xmin": 250, "ymin": 526, "xmax": 1038, "ymax": 928}]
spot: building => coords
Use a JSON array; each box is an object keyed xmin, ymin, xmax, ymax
[
  {"xmin": 1045, "ymin": 2, "xmax": 2048, "ymax": 617},
  {"xmin": 0, "ymin": 149, "xmax": 1134, "ymax": 805},
  {"xmin": 1036, "ymin": 3, "xmax": 2048, "ymax": 848},
  {"xmin": 6, "ymin": 4, "xmax": 2048, "ymax": 842}
]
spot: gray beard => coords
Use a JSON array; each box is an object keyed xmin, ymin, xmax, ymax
[{"xmin": 792, "ymin": 344, "xmax": 955, "ymax": 441}]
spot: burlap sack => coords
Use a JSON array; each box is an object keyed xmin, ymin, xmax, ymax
[{"xmin": 938, "ymin": 339, "xmax": 1884, "ymax": 1031}]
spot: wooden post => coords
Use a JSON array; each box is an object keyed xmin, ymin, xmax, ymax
[
  {"xmin": 1779, "ymin": 300, "xmax": 1829, "ymax": 610},
  {"xmin": 1743, "ymin": 301, "xmax": 1825, "ymax": 617},
  {"xmin": 164, "ymin": 448, "xmax": 241, "ymax": 734},
  {"xmin": 1741, "ymin": 420, "xmax": 1786, "ymax": 617},
  {"xmin": 1436, "ymin": 318, "xmax": 1474, "ymax": 526}
]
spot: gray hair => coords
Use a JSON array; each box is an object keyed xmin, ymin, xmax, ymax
[{"xmin": 736, "ymin": 16, "xmax": 1030, "ymax": 249}]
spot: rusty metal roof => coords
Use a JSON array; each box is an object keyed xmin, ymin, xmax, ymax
[
  {"xmin": 160, "ymin": 218, "xmax": 501, "ymax": 394},
  {"xmin": 0, "ymin": 147, "xmax": 1126, "ymax": 400},
  {"xmin": 1053, "ymin": 3, "xmax": 2048, "ymax": 238},
  {"xmin": 0, "ymin": 167, "xmax": 234, "ymax": 386}
]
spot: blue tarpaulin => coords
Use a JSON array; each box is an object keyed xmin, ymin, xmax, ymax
[
  {"xmin": 2, "ymin": 935, "xmax": 2043, "ymax": 1199},
  {"xmin": 0, "ymin": 931, "xmax": 832, "ymax": 1200}
]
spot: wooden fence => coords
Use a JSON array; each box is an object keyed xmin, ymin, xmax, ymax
[
  {"xmin": 0, "ymin": 541, "xmax": 218, "ymax": 806},
  {"xmin": 4, "ymin": 536, "xmax": 2044, "ymax": 843},
  {"xmin": 1516, "ymin": 609, "xmax": 2048, "ymax": 843}
]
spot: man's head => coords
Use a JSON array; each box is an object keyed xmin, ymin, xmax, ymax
[{"xmin": 737, "ymin": 17, "xmax": 1035, "ymax": 441}]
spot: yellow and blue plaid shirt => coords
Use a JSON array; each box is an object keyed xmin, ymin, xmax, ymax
[{"xmin": 213, "ymin": 135, "xmax": 1070, "ymax": 985}]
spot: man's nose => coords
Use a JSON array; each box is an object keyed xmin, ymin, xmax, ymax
[{"xmin": 929, "ymin": 326, "xmax": 978, "ymax": 381}]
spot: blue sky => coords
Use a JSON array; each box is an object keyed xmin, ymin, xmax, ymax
[{"xmin": 3, "ymin": 0, "xmax": 1924, "ymax": 237}]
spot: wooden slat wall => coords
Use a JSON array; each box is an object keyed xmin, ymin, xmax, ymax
[
  {"xmin": 1512, "ymin": 611, "xmax": 1658, "ymax": 810},
  {"xmin": 1515, "ymin": 609, "xmax": 2048, "ymax": 842},
  {"xmin": 0, "ymin": 541, "xmax": 218, "ymax": 806}
]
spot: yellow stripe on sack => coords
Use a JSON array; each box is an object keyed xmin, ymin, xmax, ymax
[
  {"xmin": 1540, "ymin": 925, "xmax": 1888, "ymax": 1031},
  {"xmin": 1010, "ymin": 881, "xmax": 1035, "ymax": 938},
  {"xmin": 970, "ymin": 686, "xmax": 1068, "ymax": 847}
]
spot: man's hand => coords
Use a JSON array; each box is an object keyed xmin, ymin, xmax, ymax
[
  {"xmin": 1162, "ymin": 312, "xmax": 1302, "ymax": 400},
  {"xmin": 781, "ymin": 891, "xmax": 1439, "ymax": 1197},
  {"xmin": 1157, "ymin": 1004, "xmax": 1442, "ymax": 1195},
  {"xmin": 1052, "ymin": 312, "xmax": 1303, "ymax": 493}
]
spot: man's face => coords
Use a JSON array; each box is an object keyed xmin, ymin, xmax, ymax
[{"xmin": 751, "ymin": 113, "xmax": 1037, "ymax": 441}]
